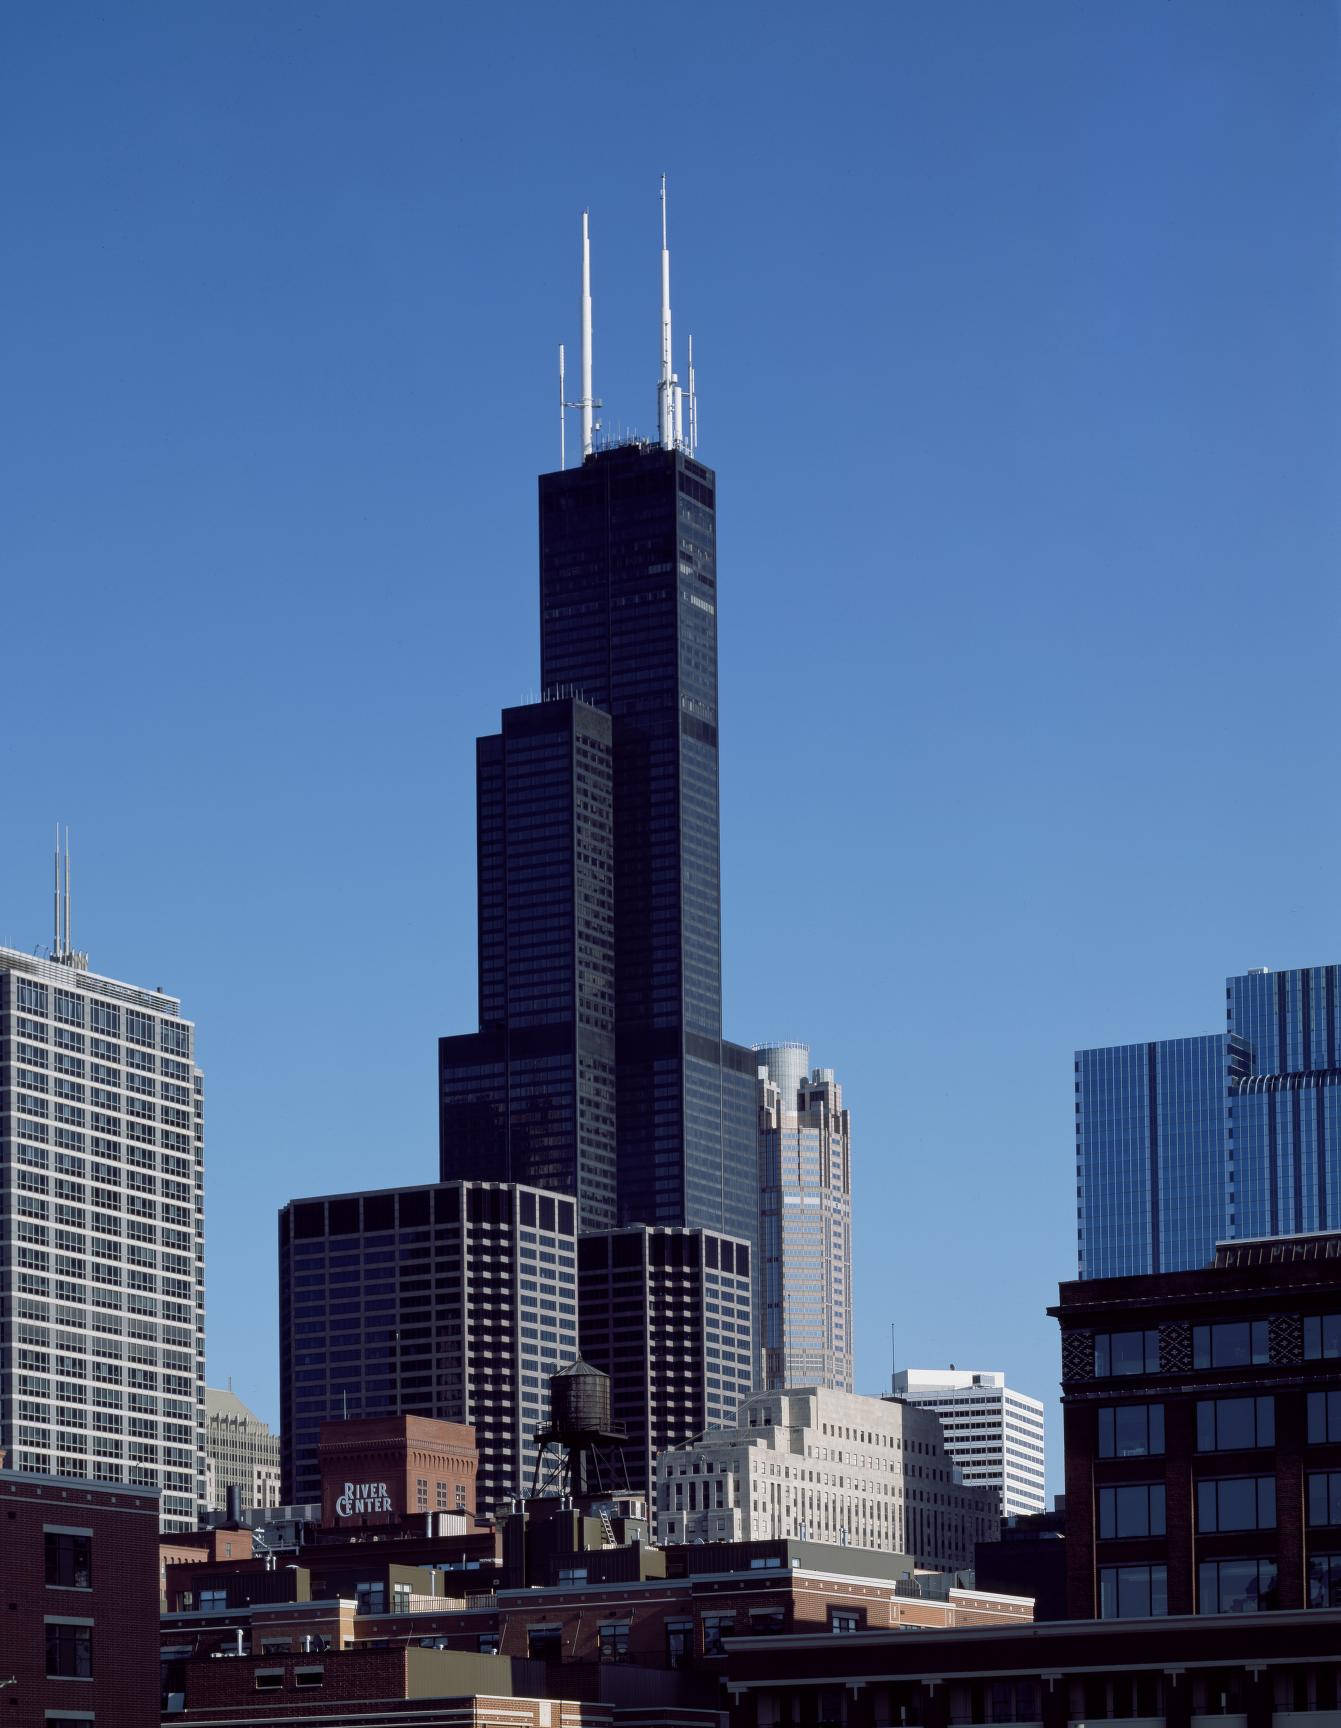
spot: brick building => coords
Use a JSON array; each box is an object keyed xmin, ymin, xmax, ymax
[
  {"xmin": 722, "ymin": 1606, "xmax": 1341, "ymax": 1727},
  {"xmin": 1051, "ymin": 1229, "xmax": 1341, "ymax": 1618},
  {"xmin": 167, "ymin": 1641, "xmax": 723, "ymax": 1724},
  {"xmin": 319, "ymin": 1413, "xmax": 477, "ymax": 1529},
  {"xmin": 0, "ymin": 1463, "xmax": 160, "ymax": 1727}
]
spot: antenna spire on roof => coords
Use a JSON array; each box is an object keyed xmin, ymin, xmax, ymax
[
  {"xmin": 658, "ymin": 175, "xmax": 676, "ymax": 450},
  {"xmin": 581, "ymin": 210, "xmax": 595, "ymax": 458}
]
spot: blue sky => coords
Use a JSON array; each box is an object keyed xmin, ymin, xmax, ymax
[{"xmin": 2, "ymin": 2, "xmax": 1336, "ymax": 1494}]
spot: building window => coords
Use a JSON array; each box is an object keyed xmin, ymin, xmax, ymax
[
  {"xmin": 829, "ymin": 1609, "xmax": 862, "ymax": 1633},
  {"xmin": 416, "ymin": 1477, "xmax": 428, "ymax": 1510},
  {"xmin": 597, "ymin": 1621, "xmax": 630, "ymax": 1662},
  {"xmin": 750, "ymin": 1608, "xmax": 788, "ymax": 1634},
  {"xmin": 1099, "ymin": 1565, "xmax": 1167, "ymax": 1619},
  {"xmin": 455, "ymin": 1483, "xmax": 466, "ymax": 1510},
  {"xmin": 1198, "ymin": 1557, "xmax": 1278, "ymax": 1615},
  {"xmin": 1304, "ymin": 1316, "xmax": 1341, "ymax": 1360},
  {"xmin": 392, "ymin": 1583, "xmax": 412, "ymax": 1612},
  {"xmin": 1098, "ymin": 1483, "xmax": 1165, "ymax": 1540},
  {"xmin": 701, "ymin": 1613, "xmax": 735, "ymax": 1657},
  {"xmin": 1193, "ymin": 1320, "xmax": 1270, "ymax": 1369},
  {"xmin": 294, "ymin": 1667, "xmax": 324, "ymax": 1688},
  {"xmin": 255, "ymin": 1670, "xmax": 283, "ymax": 1691},
  {"xmin": 44, "ymin": 1531, "xmax": 91, "ymax": 1589},
  {"xmin": 199, "ymin": 1589, "xmax": 228, "ymax": 1611},
  {"xmin": 355, "ymin": 1581, "xmax": 385, "ymax": 1615},
  {"xmin": 45, "ymin": 1621, "xmax": 93, "ymax": 1678},
  {"xmin": 1308, "ymin": 1472, "xmax": 1341, "ymax": 1526},
  {"xmin": 1094, "ymin": 1330, "xmax": 1160, "ymax": 1376},
  {"xmin": 1196, "ymin": 1396, "xmax": 1275, "ymax": 1452},
  {"xmin": 477, "ymin": 1632, "xmax": 500, "ymax": 1654},
  {"xmin": 1097, "ymin": 1404, "xmax": 1164, "ymax": 1458},
  {"xmin": 666, "ymin": 1620, "xmax": 693, "ymax": 1668},
  {"xmin": 527, "ymin": 1626, "xmax": 562, "ymax": 1662},
  {"xmin": 1308, "ymin": 1554, "xmax": 1341, "ymax": 1608},
  {"xmin": 1309, "ymin": 1391, "xmax": 1341, "ymax": 1444},
  {"xmin": 1197, "ymin": 1476, "xmax": 1276, "ymax": 1533}
]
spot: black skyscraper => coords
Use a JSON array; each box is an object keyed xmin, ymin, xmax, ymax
[
  {"xmin": 440, "ymin": 698, "xmax": 616, "ymax": 1230},
  {"xmin": 441, "ymin": 440, "xmax": 757, "ymax": 1254}
]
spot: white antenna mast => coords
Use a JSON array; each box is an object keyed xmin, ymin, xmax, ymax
[
  {"xmin": 687, "ymin": 334, "xmax": 697, "ymax": 455},
  {"xmin": 658, "ymin": 175, "xmax": 677, "ymax": 450},
  {"xmin": 53, "ymin": 823, "xmax": 60, "ymax": 958},
  {"xmin": 64, "ymin": 828, "xmax": 71, "ymax": 960},
  {"xmin": 580, "ymin": 211, "xmax": 594, "ymax": 458},
  {"xmin": 560, "ymin": 215, "xmax": 601, "ymax": 466}
]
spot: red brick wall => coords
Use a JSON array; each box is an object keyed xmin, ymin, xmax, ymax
[
  {"xmin": 319, "ymin": 1416, "xmax": 478, "ymax": 1528},
  {"xmin": 0, "ymin": 1470, "xmax": 160, "ymax": 1728}
]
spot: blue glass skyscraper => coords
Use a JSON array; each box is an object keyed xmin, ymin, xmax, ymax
[{"xmin": 1076, "ymin": 964, "xmax": 1341, "ymax": 1278}]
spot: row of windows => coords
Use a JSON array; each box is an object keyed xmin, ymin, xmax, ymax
[
  {"xmin": 1097, "ymin": 1396, "xmax": 1276, "ymax": 1457},
  {"xmin": 1094, "ymin": 1320, "xmax": 1272, "ymax": 1377},
  {"xmin": 1099, "ymin": 1557, "xmax": 1341, "ymax": 1618}
]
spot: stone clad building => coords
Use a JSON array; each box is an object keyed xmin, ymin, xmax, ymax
[{"xmin": 653, "ymin": 1386, "xmax": 998, "ymax": 1570}]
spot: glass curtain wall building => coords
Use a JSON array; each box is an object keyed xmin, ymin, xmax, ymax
[
  {"xmin": 439, "ymin": 441, "xmax": 757, "ymax": 1257},
  {"xmin": 755, "ymin": 1044, "xmax": 852, "ymax": 1393},
  {"xmin": 1077, "ymin": 964, "xmax": 1341, "ymax": 1278},
  {"xmin": 440, "ymin": 699, "xmax": 617, "ymax": 1231},
  {"xmin": 538, "ymin": 443, "xmax": 755, "ymax": 1251}
]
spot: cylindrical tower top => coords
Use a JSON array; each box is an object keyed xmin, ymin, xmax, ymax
[{"xmin": 755, "ymin": 1042, "xmax": 812, "ymax": 1104}]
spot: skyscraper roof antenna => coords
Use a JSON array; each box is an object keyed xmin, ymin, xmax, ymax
[
  {"xmin": 658, "ymin": 175, "xmax": 679, "ymax": 451},
  {"xmin": 580, "ymin": 211, "xmax": 595, "ymax": 458}
]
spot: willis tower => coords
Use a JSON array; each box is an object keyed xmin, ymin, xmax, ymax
[{"xmin": 440, "ymin": 189, "xmax": 757, "ymax": 1250}]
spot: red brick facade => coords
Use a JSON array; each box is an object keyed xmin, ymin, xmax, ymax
[
  {"xmin": 0, "ymin": 1467, "xmax": 160, "ymax": 1728},
  {"xmin": 319, "ymin": 1415, "xmax": 478, "ymax": 1528}
]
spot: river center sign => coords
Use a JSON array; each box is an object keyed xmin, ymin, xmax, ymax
[{"xmin": 335, "ymin": 1480, "xmax": 394, "ymax": 1518}]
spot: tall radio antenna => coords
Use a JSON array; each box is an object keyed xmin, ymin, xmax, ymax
[
  {"xmin": 560, "ymin": 212, "xmax": 600, "ymax": 466},
  {"xmin": 657, "ymin": 175, "xmax": 680, "ymax": 450},
  {"xmin": 50, "ymin": 825, "xmax": 87, "ymax": 970},
  {"xmin": 581, "ymin": 211, "xmax": 594, "ymax": 458},
  {"xmin": 687, "ymin": 333, "xmax": 697, "ymax": 456}
]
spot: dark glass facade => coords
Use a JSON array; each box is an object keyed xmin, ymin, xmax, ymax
[
  {"xmin": 539, "ymin": 443, "xmax": 746, "ymax": 1240},
  {"xmin": 439, "ymin": 442, "xmax": 757, "ymax": 1260},
  {"xmin": 440, "ymin": 700, "xmax": 616, "ymax": 1230},
  {"xmin": 277, "ymin": 1180, "xmax": 577, "ymax": 1513},
  {"xmin": 1078, "ymin": 965, "xmax": 1341, "ymax": 1278},
  {"xmin": 577, "ymin": 1224, "xmax": 753, "ymax": 1496}
]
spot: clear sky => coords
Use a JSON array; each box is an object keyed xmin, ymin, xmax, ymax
[{"xmin": 2, "ymin": 2, "xmax": 1336, "ymax": 1495}]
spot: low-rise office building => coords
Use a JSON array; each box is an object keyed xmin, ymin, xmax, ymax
[{"xmin": 653, "ymin": 1387, "xmax": 998, "ymax": 1569}]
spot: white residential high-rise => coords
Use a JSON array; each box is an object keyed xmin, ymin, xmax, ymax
[
  {"xmin": 756, "ymin": 1045, "xmax": 852, "ymax": 1392},
  {"xmin": 653, "ymin": 1385, "xmax": 999, "ymax": 1571},
  {"xmin": 206, "ymin": 1386, "xmax": 281, "ymax": 1512},
  {"xmin": 0, "ymin": 935, "xmax": 206, "ymax": 1531},
  {"xmin": 890, "ymin": 1369, "xmax": 1046, "ymax": 1518}
]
